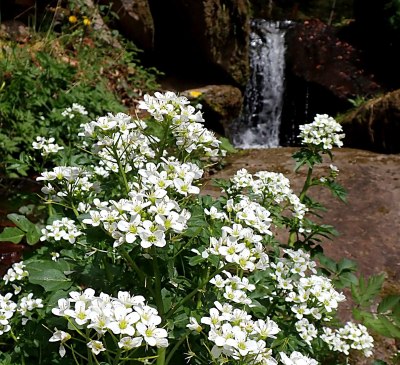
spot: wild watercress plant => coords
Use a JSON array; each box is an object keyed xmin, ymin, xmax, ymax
[{"xmin": 0, "ymin": 94, "xmax": 395, "ymax": 364}]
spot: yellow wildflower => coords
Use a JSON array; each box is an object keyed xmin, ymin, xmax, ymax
[
  {"xmin": 68, "ymin": 15, "xmax": 78, "ymax": 24},
  {"xmin": 189, "ymin": 90, "xmax": 202, "ymax": 98},
  {"xmin": 83, "ymin": 18, "xmax": 91, "ymax": 26}
]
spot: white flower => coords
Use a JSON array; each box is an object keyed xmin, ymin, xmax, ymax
[
  {"xmin": 279, "ymin": 351, "xmax": 318, "ymax": 365},
  {"xmin": 87, "ymin": 340, "xmax": 106, "ymax": 355},
  {"xmin": 136, "ymin": 322, "xmax": 168, "ymax": 347},
  {"xmin": 108, "ymin": 305, "xmax": 140, "ymax": 336},
  {"xmin": 118, "ymin": 336, "xmax": 143, "ymax": 350},
  {"xmin": 187, "ymin": 317, "xmax": 202, "ymax": 333},
  {"xmin": 49, "ymin": 329, "xmax": 71, "ymax": 357}
]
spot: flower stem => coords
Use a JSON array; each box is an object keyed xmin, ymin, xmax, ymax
[
  {"xmin": 119, "ymin": 247, "xmax": 156, "ymax": 298},
  {"xmin": 152, "ymin": 247, "xmax": 164, "ymax": 317},
  {"xmin": 165, "ymin": 264, "xmax": 229, "ymax": 320},
  {"xmin": 288, "ymin": 166, "xmax": 313, "ymax": 247},
  {"xmin": 156, "ymin": 348, "xmax": 166, "ymax": 365}
]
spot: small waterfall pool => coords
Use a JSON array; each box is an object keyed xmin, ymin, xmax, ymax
[{"xmin": 232, "ymin": 19, "xmax": 292, "ymax": 149}]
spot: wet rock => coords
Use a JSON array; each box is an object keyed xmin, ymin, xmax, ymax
[
  {"xmin": 182, "ymin": 85, "xmax": 243, "ymax": 135},
  {"xmin": 286, "ymin": 19, "xmax": 380, "ymax": 100},
  {"xmin": 340, "ymin": 89, "xmax": 400, "ymax": 154}
]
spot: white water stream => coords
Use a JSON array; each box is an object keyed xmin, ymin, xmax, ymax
[{"xmin": 232, "ymin": 20, "xmax": 290, "ymax": 148}]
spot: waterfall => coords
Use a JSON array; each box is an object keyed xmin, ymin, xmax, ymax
[{"xmin": 232, "ymin": 19, "xmax": 291, "ymax": 149}]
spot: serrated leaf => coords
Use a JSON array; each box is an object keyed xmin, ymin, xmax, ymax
[
  {"xmin": 0, "ymin": 227, "xmax": 25, "ymax": 243},
  {"xmin": 378, "ymin": 295, "xmax": 400, "ymax": 314},
  {"xmin": 351, "ymin": 274, "xmax": 385, "ymax": 307},
  {"xmin": 335, "ymin": 271, "xmax": 359, "ymax": 288},
  {"xmin": 219, "ymin": 137, "xmax": 237, "ymax": 153},
  {"xmin": 364, "ymin": 314, "xmax": 400, "ymax": 339}
]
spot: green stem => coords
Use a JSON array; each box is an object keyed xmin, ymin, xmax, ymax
[
  {"xmin": 299, "ymin": 166, "xmax": 313, "ymax": 202},
  {"xmin": 152, "ymin": 247, "xmax": 164, "ymax": 317},
  {"xmin": 113, "ymin": 348, "xmax": 122, "ymax": 365},
  {"xmin": 102, "ymin": 255, "xmax": 113, "ymax": 283},
  {"xmin": 119, "ymin": 247, "xmax": 156, "ymax": 298},
  {"xmin": 156, "ymin": 347, "xmax": 166, "ymax": 365},
  {"xmin": 165, "ymin": 265, "xmax": 229, "ymax": 320},
  {"xmin": 165, "ymin": 334, "xmax": 188, "ymax": 365},
  {"xmin": 155, "ymin": 118, "xmax": 171, "ymax": 162},
  {"xmin": 288, "ymin": 166, "xmax": 313, "ymax": 247}
]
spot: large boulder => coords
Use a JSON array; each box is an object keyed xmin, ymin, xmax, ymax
[
  {"xmin": 340, "ymin": 89, "xmax": 400, "ymax": 154},
  {"xmin": 182, "ymin": 85, "xmax": 243, "ymax": 135}
]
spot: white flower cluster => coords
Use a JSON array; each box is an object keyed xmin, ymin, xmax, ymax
[
  {"xmin": 279, "ymin": 351, "xmax": 318, "ymax": 365},
  {"xmin": 299, "ymin": 114, "xmax": 345, "ymax": 149},
  {"xmin": 32, "ymin": 136, "xmax": 64, "ymax": 156},
  {"xmin": 0, "ymin": 292, "xmax": 43, "ymax": 335},
  {"xmin": 61, "ymin": 103, "xmax": 88, "ymax": 119},
  {"xmin": 3, "ymin": 261, "xmax": 28, "ymax": 285},
  {"xmin": 208, "ymin": 223, "xmax": 269, "ymax": 272},
  {"xmin": 210, "ymin": 272, "xmax": 256, "ymax": 305},
  {"xmin": 83, "ymin": 159, "xmax": 203, "ymax": 248},
  {"xmin": 228, "ymin": 168, "xmax": 308, "ymax": 222},
  {"xmin": 79, "ymin": 112, "xmax": 155, "ymax": 175},
  {"xmin": 226, "ymin": 196, "xmax": 273, "ymax": 235},
  {"xmin": 138, "ymin": 91, "xmax": 224, "ymax": 157},
  {"xmin": 197, "ymin": 302, "xmax": 280, "ymax": 364},
  {"xmin": 40, "ymin": 217, "xmax": 83, "ymax": 244},
  {"xmin": 37, "ymin": 166, "xmax": 100, "ymax": 202},
  {"xmin": 51, "ymin": 288, "xmax": 168, "ymax": 357},
  {"xmin": 321, "ymin": 322, "xmax": 374, "ymax": 357},
  {"xmin": 271, "ymin": 249, "xmax": 346, "ymax": 322}
]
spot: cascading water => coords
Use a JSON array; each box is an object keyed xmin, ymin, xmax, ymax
[{"xmin": 232, "ymin": 19, "xmax": 291, "ymax": 148}]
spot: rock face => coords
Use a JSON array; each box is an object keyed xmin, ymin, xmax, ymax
[
  {"xmin": 111, "ymin": 0, "xmax": 154, "ymax": 52},
  {"xmin": 182, "ymin": 85, "xmax": 243, "ymax": 135},
  {"xmin": 340, "ymin": 90, "xmax": 400, "ymax": 154},
  {"xmin": 148, "ymin": 0, "xmax": 250, "ymax": 88},
  {"xmin": 280, "ymin": 19, "xmax": 381, "ymax": 146},
  {"xmin": 286, "ymin": 20, "xmax": 380, "ymax": 100}
]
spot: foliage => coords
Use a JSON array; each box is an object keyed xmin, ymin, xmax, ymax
[
  {"xmin": 0, "ymin": 94, "xmax": 397, "ymax": 364},
  {"xmin": 0, "ymin": 2, "xmax": 160, "ymax": 178}
]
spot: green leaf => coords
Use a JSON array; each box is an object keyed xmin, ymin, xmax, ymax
[
  {"xmin": 363, "ymin": 313, "xmax": 400, "ymax": 339},
  {"xmin": 7, "ymin": 213, "xmax": 34, "ymax": 232},
  {"xmin": 337, "ymin": 258, "xmax": 358, "ymax": 273},
  {"xmin": 351, "ymin": 273, "xmax": 385, "ymax": 307},
  {"xmin": 0, "ymin": 227, "xmax": 25, "ymax": 243},
  {"xmin": 219, "ymin": 137, "xmax": 237, "ymax": 153},
  {"xmin": 183, "ymin": 205, "xmax": 208, "ymax": 238},
  {"xmin": 378, "ymin": 295, "xmax": 400, "ymax": 314},
  {"xmin": 29, "ymin": 268, "xmax": 71, "ymax": 292},
  {"xmin": 26, "ymin": 260, "xmax": 72, "ymax": 292},
  {"xmin": 26, "ymin": 224, "xmax": 41, "ymax": 245},
  {"xmin": 188, "ymin": 255, "xmax": 205, "ymax": 266},
  {"xmin": 335, "ymin": 271, "xmax": 359, "ymax": 289}
]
